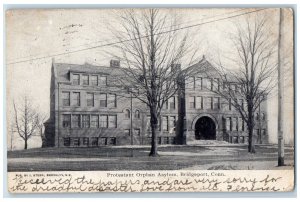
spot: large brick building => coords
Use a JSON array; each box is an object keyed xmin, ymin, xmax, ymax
[{"xmin": 43, "ymin": 57, "xmax": 268, "ymax": 147}]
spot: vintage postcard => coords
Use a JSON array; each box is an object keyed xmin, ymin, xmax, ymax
[{"xmin": 6, "ymin": 7, "xmax": 294, "ymax": 193}]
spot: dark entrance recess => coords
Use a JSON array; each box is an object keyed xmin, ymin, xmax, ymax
[{"xmin": 195, "ymin": 116, "xmax": 216, "ymax": 140}]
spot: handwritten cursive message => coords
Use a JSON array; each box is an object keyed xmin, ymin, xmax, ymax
[{"xmin": 8, "ymin": 170, "xmax": 294, "ymax": 193}]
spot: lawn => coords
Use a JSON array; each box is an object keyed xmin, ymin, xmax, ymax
[{"xmin": 7, "ymin": 144, "xmax": 294, "ymax": 171}]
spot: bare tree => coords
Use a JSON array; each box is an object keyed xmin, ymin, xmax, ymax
[
  {"xmin": 109, "ymin": 9, "xmax": 201, "ymax": 156},
  {"xmin": 210, "ymin": 15, "xmax": 277, "ymax": 153},
  {"xmin": 13, "ymin": 95, "xmax": 45, "ymax": 150}
]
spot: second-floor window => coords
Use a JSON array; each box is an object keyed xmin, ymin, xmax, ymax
[
  {"xmin": 82, "ymin": 115, "xmax": 90, "ymax": 128},
  {"xmin": 90, "ymin": 75, "xmax": 98, "ymax": 86},
  {"xmin": 226, "ymin": 117, "xmax": 232, "ymax": 131},
  {"xmin": 134, "ymin": 110, "xmax": 140, "ymax": 119},
  {"xmin": 99, "ymin": 76, "xmax": 107, "ymax": 86},
  {"xmin": 216, "ymin": 97, "xmax": 221, "ymax": 109},
  {"xmin": 195, "ymin": 77, "xmax": 202, "ymax": 89},
  {"xmin": 72, "ymin": 92, "xmax": 80, "ymax": 106},
  {"xmin": 87, "ymin": 93, "xmax": 94, "ymax": 107},
  {"xmin": 91, "ymin": 115, "xmax": 99, "ymax": 128},
  {"xmin": 107, "ymin": 94, "xmax": 117, "ymax": 108},
  {"xmin": 170, "ymin": 116, "xmax": 176, "ymax": 131},
  {"xmin": 125, "ymin": 109, "xmax": 130, "ymax": 119},
  {"xmin": 196, "ymin": 96, "xmax": 203, "ymax": 109},
  {"xmin": 240, "ymin": 99, "xmax": 244, "ymax": 110},
  {"xmin": 62, "ymin": 91, "xmax": 70, "ymax": 106},
  {"xmin": 209, "ymin": 97, "xmax": 213, "ymax": 109},
  {"xmin": 100, "ymin": 115, "xmax": 108, "ymax": 128},
  {"xmin": 228, "ymin": 98, "xmax": 232, "ymax": 110},
  {"xmin": 108, "ymin": 115, "xmax": 117, "ymax": 128},
  {"xmin": 99, "ymin": 93, "xmax": 107, "ymax": 107},
  {"xmin": 189, "ymin": 96, "xmax": 195, "ymax": 109},
  {"xmin": 162, "ymin": 116, "xmax": 169, "ymax": 131},
  {"xmin": 82, "ymin": 75, "xmax": 89, "ymax": 85},
  {"xmin": 72, "ymin": 74, "xmax": 80, "ymax": 85},
  {"xmin": 62, "ymin": 114, "xmax": 71, "ymax": 128},
  {"xmin": 72, "ymin": 114, "xmax": 81, "ymax": 128},
  {"xmin": 169, "ymin": 96, "xmax": 175, "ymax": 109}
]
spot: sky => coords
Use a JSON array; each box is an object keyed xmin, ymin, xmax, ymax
[{"xmin": 6, "ymin": 8, "xmax": 294, "ymax": 150}]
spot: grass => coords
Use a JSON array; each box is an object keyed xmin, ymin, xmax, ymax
[{"xmin": 7, "ymin": 144, "xmax": 294, "ymax": 171}]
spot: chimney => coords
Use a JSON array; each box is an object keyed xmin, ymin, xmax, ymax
[{"xmin": 110, "ymin": 59, "xmax": 120, "ymax": 68}]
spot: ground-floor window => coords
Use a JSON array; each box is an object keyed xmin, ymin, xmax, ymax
[
  {"xmin": 63, "ymin": 137, "xmax": 117, "ymax": 147},
  {"xmin": 73, "ymin": 138, "xmax": 80, "ymax": 146},
  {"xmin": 63, "ymin": 137, "xmax": 71, "ymax": 146},
  {"xmin": 83, "ymin": 137, "xmax": 89, "ymax": 146}
]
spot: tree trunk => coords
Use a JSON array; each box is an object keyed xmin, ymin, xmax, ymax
[
  {"xmin": 247, "ymin": 119, "xmax": 256, "ymax": 153},
  {"xmin": 24, "ymin": 139, "xmax": 28, "ymax": 150},
  {"xmin": 149, "ymin": 106, "xmax": 159, "ymax": 157}
]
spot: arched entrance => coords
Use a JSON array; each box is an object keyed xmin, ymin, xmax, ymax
[{"xmin": 195, "ymin": 116, "xmax": 216, "ymax": 140}]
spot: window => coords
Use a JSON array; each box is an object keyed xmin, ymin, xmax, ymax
[
  {"xmin": 73, "ymin": 138, "xmax": 80, "ymax": 146},
  {"xmin": 62, "ymin": 114, "xmax": 71, "ymax": 128},
  {"xmin": 170, "ymin": 116, "xmax": 176, "ymax": 132},
  {"xmin": 169, "ymin": 97, "xmax": 175, "ymax": 109},
  {"xmin": 196, "ymin": 96, "xmax": 203, "ymax": 109},
  {"xmin": 195, "ymin": 77, "xmax": 203, "ymax": 89},
  {"xmin": 83, "ymin": 137, "xmax": 89, "ymax": 146},
  {"xmin": 82, "ymin": 75, "xmax": 89, "ymax": 85},
  {"xmin": 91, "ymin": 115, "xmax": 99, "ymax": 128},
  {"xmin": 87, "ymin": 93, "xmax": 94, "ymax": 107},
  {"xmin": 99, "ymin": 137, "xmax": 107, "ymax": 145},
  {"xmin": 240, "ymin": 99, "xmax": 244, "ymax": 110},
  {"xmin": 187, "ymin": 77, "xmax": 195, "ymax": 89},
  {"xmin": 91, "ymin": 137, "xmax": 98, "ymax": 146},
  {"xmin": 125, "ymin": 109, "xmax": 130, "ymax": 119},
  {"xmin": 256, "ymin": 129, "xmax": 260, "ymax": 136},
  {"xmin": 162, "ymin": 116, "xmax": 169, "ymax": 131},
  {"xmin": 108, "ymin": 94, "xmax": 117, "ymax": 108},
  {"xmin": 256, "ymin": 113, "xmax": 259, "ymax": 120},
  {"xmin": 215, "ymin": 97, "xmax": 220, "ymax": 109},
  {"xmin": 72, "ymin": 74, "xmax": 80, "ymax": 85},
  {"xmin": 239, "ymin": 117, "xmax": 244, "ymax": 131},
  {"xmin": 226, "ymin": 117, "xmax": 232, "ymax": 131},
  {"xmin": 72, "ymin": 115, "xmax": 81, "ymax": 128},
  {"xmin": 99, "ymin": 93, "xmax": 107, "ymax": 107},
  {"xmin": 99, "ymin": 76, "xmax": 107, "ymax": 86},
  {"xmin": 210, "ymin": 97, "xmax": 213, "ymax": 109},
  {"xmin": 134, "ymin": 110, "xmax": 140, "ymax": 119},
  {"xmin": 262, "ymin": 129, "xmax": 266, "ymax": 136},
  {"xmin": 108, "ymin": 137, "xmax": 116, "ymax": 145},
  {"xmin": 234, "ymin": 84, "xmax": 238, "ymax": 92},
  {"xmin": 147, "ymin": 115, "xmax": 151, "ymax": 131},
  {"xmin": 82, "ymin": 115, "xmax": 90, "ymax": 128},
  {"xmin": 134, "ymin": 129, "xmax": 141, "ymax": 136},
  {"xmin": 163, "ymin": 99, "xmax": 168, "ymax": 109},
  {"xmin": 100, "ymin": 115, "xmax": 108, "ymax": 128},
  {"xmin": 234, "ymin": 117, "xmax": 238, "ymax": 131},
  {"xmin": 189, "ymin": 96, "xmax": 195, "ymax": 109},
  {"xmin": 72, "ymin": 92, "xmax": 80, "ymax": 107},
  {"xmin": 262, "ymin": 113, "xmax": 265, "ymax": 120},
  {"xmin": 209, "ymin": 79, "xmax": 213, "ymax": 90},
  {"xmin": 62, "ymin": 92, "xmax": 70, "ymax": 106},
  {"xmin": 228, "ymin": 98, "xmax": 232, "ymax": 110},
  {"xmin": 214, "ymin": 78, "xmax": 220, "ymax": 91},
  {"xmin": 63, "ymin": 138, "xmax": 71, "ymax": 146},
  {"xmin": 124, "ymin": 129, "xmax": 130, "ymax": 136},
  {"xmin": 90, "ymin": 75, "xmax": 98, "ymax": 86},
  {"xmin": 108, "ymin": 115, "xmax": 117, "ymax": 128}
]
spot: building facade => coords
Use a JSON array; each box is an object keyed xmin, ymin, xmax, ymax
[{"xmin": 43, "ymin": 58, "xmax": 268, "ymax": 148}]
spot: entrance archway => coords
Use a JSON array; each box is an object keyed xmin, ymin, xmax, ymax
[{"xmin": 195, "ymin": 116, "xmax": 216, "ymax": 140}]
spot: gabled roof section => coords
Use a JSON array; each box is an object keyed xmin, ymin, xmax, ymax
[{"xmin": 186, "ymin": 56, "xmax": 220, "ymax": 78}]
